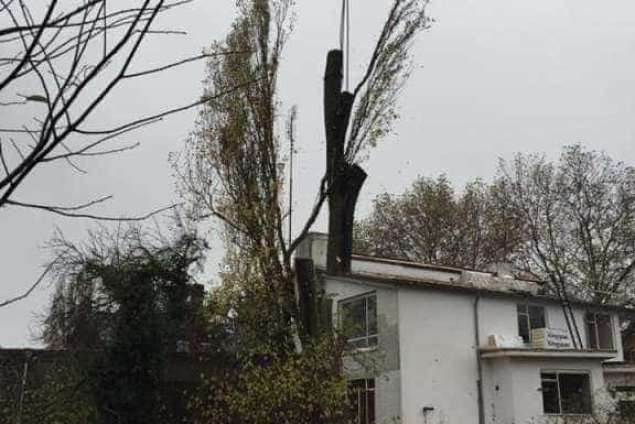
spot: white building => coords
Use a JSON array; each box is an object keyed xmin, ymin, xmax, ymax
[{"xmin": 297, "ymin": 233, "xmax": 635, "ymax": 424}]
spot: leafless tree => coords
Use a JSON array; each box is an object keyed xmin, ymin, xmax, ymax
[
  {"xmin": 0, "ymin": 0, "xmax": 249, "ymax": 220},
  {"xmin": 496, "ymin": 145, "xmax": 635, "ymax": 348}
]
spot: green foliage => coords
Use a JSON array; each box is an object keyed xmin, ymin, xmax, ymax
[
  {"xmin": 0, "ymin": 353, "xmax": 97, "ymax": 424},
  {"xmin": 39, "ymin": 225, "xmax": 206, "ymax": 424},
  {"xmin": 186, "ymin": 264, "xmax": 350, "ymax": 423},
  {"xmin": 191, "ymin": 336, "xmax": 352, "ymax": 424}
]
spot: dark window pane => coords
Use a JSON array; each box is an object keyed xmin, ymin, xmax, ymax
[
  {"xmin": 541, "ymin": 378, "xmax": 560, "ymax": 414},
  {"xmin": 587, "ymin": 320, "xmax": 598, "ymax": 349},
  {"xmin": 342, "ymin": 298, "xmax": 366, "ymax": 339},
  {"xmin": 517, "ymin": 304, "xmax": 528, "ymax": 314},
  {"xmin": 341, "ymin": 294, "xmax": 377, "ymax": 348},
  {"xmin": 559, "ymin": 374, "xmax": 592, "ymax": 414},
  {"xmin": 367, "ymin": 385, "xmax": 375, "ymax": 424},
  {"xmin": 347, "ymin": 337, "xmax": 367, "ymax": 350},
  {"xmin": 348, "ymin": 380, "xmax": 363, "ymax": 424},
  {"xmin": 348, "ymin": 379, "xmax": 375, "ymax": 424},
  {"xmin": 529, "ymin": 305, "xmax": 546, "ymax": 330},
  {"xmin": 367, "ymin": 295, "xmax": 377, "ymax": 336},
  {"xmin": 597, "ymin": 314, "xmax": 614, "ymax": 350},
  {"xmin": 518, "ymin": 313, "xmax": 530, "ymax": 343},
  {"xmin": 618, "ymin": 400, "xmax": 635, "ymax": 419},
  {"xmin": 360, "ymin": 390, "xmax": 367, "ymax": 424}
]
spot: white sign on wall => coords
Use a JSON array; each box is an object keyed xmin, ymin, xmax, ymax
[{"xmin": 531, "ymin": 328, "xmax": 572, "ymax": 349}]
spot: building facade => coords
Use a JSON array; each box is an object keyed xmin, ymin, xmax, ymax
[{"xmin": 297, "ymin": 233, "xmax": 635, "ymax": 424}]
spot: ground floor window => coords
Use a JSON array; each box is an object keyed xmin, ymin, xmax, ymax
[
  {"xmin": 349, "ymin": 378, "xmax": 375, "ymax": 424},
  {"xmin": 618, "ymin": 400, "xmax": 635, "ymax": 419},
  {"xmin": 541, "ymin": 372, "xmax": 592, "ymax": 415},
  {"xmin": 612, "ymin": 386, "xmax": 635, "ymax": 420}
]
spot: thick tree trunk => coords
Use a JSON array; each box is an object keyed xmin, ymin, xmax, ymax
[
  {"xmin": 323, "ymin": 49, "xmax": 367, "ymax": 276},
  {"xmin": 327, "ymin": 164, "xmax": 367, "ymax": 275},
  {"xmin": 295, "ymin": 258, "xmax": 333, "ymax": 340}
]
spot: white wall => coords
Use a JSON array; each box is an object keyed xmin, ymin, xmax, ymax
[
  {"xmin": 506, "ymin": 358, "xmax": 608, "ymax": 424},
  {"xmin": 478, "ymin": 296, "xmax": 624, "ymax": 362},
  {"xmin": 397, "ymin": 287, "xmax": 481, "ymax": 424},
  {"xmin": 396, "ymin": 288, "xmax": 623, "ymax": 424}
]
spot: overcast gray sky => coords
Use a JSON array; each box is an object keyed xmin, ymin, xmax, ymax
[{"xmin": 1, "ymin": 0, "xmax": 634, "ymax": 347}]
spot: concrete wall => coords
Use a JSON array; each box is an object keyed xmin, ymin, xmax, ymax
[{"xmin": 482, "ymin": 357, "xmax": 515, "ymax": 424}]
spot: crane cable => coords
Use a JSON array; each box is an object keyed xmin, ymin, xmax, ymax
[{"xmin": 339, "ymin": 0, "xmax": 351, "ymax": 91}]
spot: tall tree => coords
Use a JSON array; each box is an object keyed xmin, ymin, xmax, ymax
[
  {"xmin": 175, "ymin": 1, "xmax": 430, "ymax": 422},
  {"xmin": 176, "ymin": 0, "xmax": 430, "ymax": 346}
]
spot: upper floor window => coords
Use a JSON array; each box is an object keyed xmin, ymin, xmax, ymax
[
  {"xmin": 349, "ymin": 378, "xmax": 375, "ymax": 424},
  {"xmin": 541, "ymin": 371, "xmax": 592, "ymax": 415},
  {"xmin": 586, "ymin": 312, "xmax": 614, "ymax": 350},
  {"xmin": 517, "ymin": 303, "xmax": 546, "ymax": 343},
  {"xmin": 340, "ymin": 292, "xmax": 378, "ymax": 349}
]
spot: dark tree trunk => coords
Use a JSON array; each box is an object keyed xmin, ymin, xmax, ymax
[
  {"xmin": 295, "ymin": 258, "xmax": 334, "ymax": 340},
  {"xmin": 327, "ymin": 164, "xmax": 367, "ymax": 275},
  {"xmin": 323, "ymin": 49, "xmax": 367, "ymax": 276}
]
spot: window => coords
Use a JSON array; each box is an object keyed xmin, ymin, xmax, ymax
[
  {"xmin": 517, "ymin": 303, "xmax": 546, "ymax": 343},
  {"xmin": 349, "ymin": 379, "xmax": 375, "ymax": 424},
  {"xmin": 340, "ymin": 293, "xmax": 378, "ymax": 349},
  {"xmin": 586, "ymin": 312, "xmax": 614, "ymax": 350},
  {"xmin": 541, "ymin": 372, "xmax": 592, "ymax": 415},
  {"xmin": 618, "ymin": 400, "xmax": 635, "ymax": 419}
]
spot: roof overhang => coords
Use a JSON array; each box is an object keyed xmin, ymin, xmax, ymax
[
  {"xmin": 480, "ymin": 348, "xmax": 618, "ymax": 360},
  {"xmin": 603, "ymin": 363, "xmax": 635, "ymax": 374},
  {"xmin": 324, "ymin": 271, "xmax": 635, "ymax": 315}
]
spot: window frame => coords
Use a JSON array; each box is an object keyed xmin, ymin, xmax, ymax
[
  {"xmin": 586, "ymin": 312, "xmax": 615, "ymax": 350},
  {"xmin": 517, "ymin": 302, "xmax": 548, "ymax": 344},
  {"xmin": 349, "ymin": 378, "xmax": 376, "ymax": 424},
  {"xmin": 339, "ymin": 291, "xmax": 378, "ymax": 349},
  {"xmin": 540, "ymin": 370, "xmax": 593, "ymax": 416}
]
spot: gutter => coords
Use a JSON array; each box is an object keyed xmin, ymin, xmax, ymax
[{"xmin": 473, "ymin": 295, "xmax": 485, "ymax": 424}]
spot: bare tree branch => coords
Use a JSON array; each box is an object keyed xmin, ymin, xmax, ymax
[
  {"xmin": 0, "ymin": 259, "xmax": 56, "ymax": 308},
  {"xmin": 5, "ymin": 198, "xmax": 177, "ymax": 221}
]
